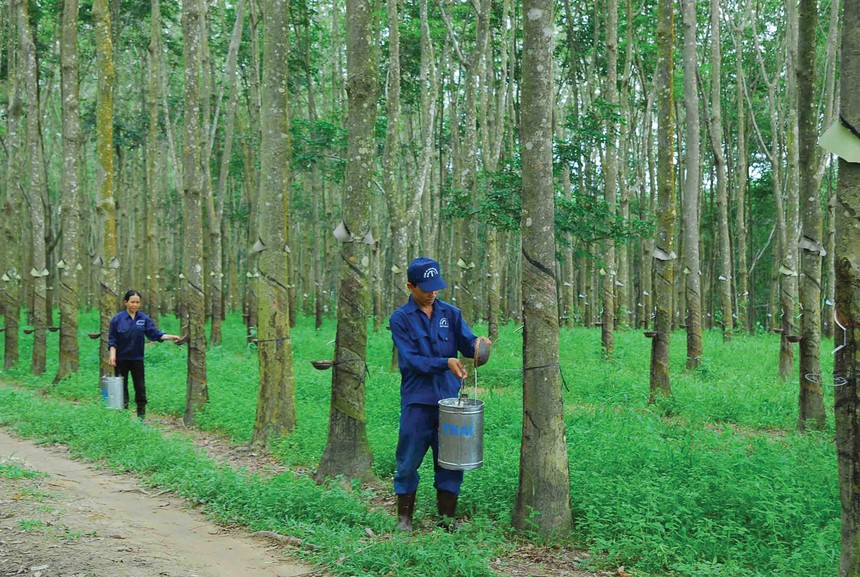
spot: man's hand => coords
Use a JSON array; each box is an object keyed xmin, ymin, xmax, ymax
[
  {"xmin": 109, "ymin": 353, "xmax": 117, "ymax": 367},
  {"xmin": 448, "ymin": 357, "xmax": 468, "ymax": 379}
]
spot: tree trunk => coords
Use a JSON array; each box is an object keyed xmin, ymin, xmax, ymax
[
  {"xmin": 20, "ymin": 0, "xmax": 48, "ymax": 376},
  {"xmin": 146, "ymin": 0, "xmax": 161, "ymax": 323},
  {"xmin": 681, "ymin": 0, "xmax": 702, "ymax": 370},
  {"xmin": 796, "ymin": 0, "xmax": 825, "ymax": 430},
  {"xmin": 649, "ymin": 0, "xmax": 675, "ymax": 401},
  {"xmin": 616, "ymin": 0, "xmax": 634, "ymax": 329},
  {"xmin": 735, "ymin": 40, "xmax": 750, "ymax": 333},
  {"xmin": 252, "ymin": 0, "xmax": 296, "ymax": 445},
  {"xmin": 3, "ymin": 1, "xmax": 21, "ymax": 370},
  {"xmin": 512, "ymin": 0, "xmax": 572, "ymax": 535},
  {"xmin": 93, "ymin": 0, "xmax": 118, "ymax": 379},
  {"xmin": 706, "ymin": 0, "xmax": 732, "ymax": 342},
  {"xmin": 820, "ymin": 0, "xmax": 841, "ymax": 340},
  {"xmin": 182, "ymin": 0, "xmax": 209, "ymax": 425},
  {"xmin": 600, "ymin": 0, "xmax": 618, "ymax": 357},
  {"xmin": 781, "ymin": 0, "xmax": 801, "ymax": 380},
  {"xmin": 315, "ymin": 0, "xmax": 377, "ymax": 483},
  {"xmin": 56, "ymin": 0, "xmax": 82, "ymax": 382},
  {"xmin": 834, "ymin": 4, "xmax": 860, "ymax": 573}
]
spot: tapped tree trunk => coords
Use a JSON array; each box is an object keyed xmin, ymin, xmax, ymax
[
  {"xmin": 649, "ymin": 0, "xmax": 675, "ymax": 401},
  {"xmin": 315, "ymin": 0, "xmax": 377, "ymax": 483},
  {"xmin": 735, "ymin": 41, "xmax": 750, "ymax": 333},
  {"xmin": 797, "ymin": 0, "xmax": 825, "ymax": 430},
  {"xmin": 146, "ymin": 0, "xmax": 162, "ymax": 324},
  {"xmin": 19, "ymin": 0, "xmax": 48, "ymax": 376},
  {"xmin": 182, "ymin": 0, "xmax": 208, "ymax": 425},
  {"xmin": 601, "ymin": 0, "xmax": 618, "ymax": 357},
  {"xmin": 3, "ymin": 0, "xmax": 21, "ymax": 370},
  {"xmin": 94, "ymin": 0, "xmax": 118, "ymax": 378},
  {"xmin": 513, "ymin": 0, "xmax": 572, "ymax": 535},
  {"xmin": 56, "ymin": 0, "xmax": 83, "ymax": 382},
  {"xmin": 252, "ymin": 0, "xmax": 296, "ymax": 446},
  {"xmin": 708, "ymin": 0, "xmax": 732, "ymax": 342},
  {"xmin": 834, "ymin": 3, "xmax": 860, "ymax": 573},
  {"xmin": 780, "ymin": 0, "xmax": 801, "ymax": 381},
  {"xmin": 681, "ymin": 0, "xmax": 702, "ymax": 370}
]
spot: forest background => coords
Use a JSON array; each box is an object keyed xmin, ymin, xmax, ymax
[
  {"xmin": 0, "ymin": 0, "xmax": 853, "ymax": 574},
  {"xmin": 0, "ymin": 0, "xmax": 842, "ymax": 374}
]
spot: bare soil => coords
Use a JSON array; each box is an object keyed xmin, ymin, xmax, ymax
[
  {"xmin": 2, "ymin": 414, "xmax": 611, "ymax": 577},
  {"xmin": 0, "ymin": 429, "xmax": 312, "ymax": 577}
]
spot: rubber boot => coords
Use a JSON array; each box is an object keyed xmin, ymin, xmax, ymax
[
  {"xmin": 395, "ymin": 493, "xmax": 416, "ymax": 532},
  {"xmin": 437, "ymin": 490, "xmax": 458, "ymax": 531}
]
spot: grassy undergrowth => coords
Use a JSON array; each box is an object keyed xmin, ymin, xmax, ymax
[{"xmin": 0, "ymin": 310, "xmax": 839, "ymax": 577}]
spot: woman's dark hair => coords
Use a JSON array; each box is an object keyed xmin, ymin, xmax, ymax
[{"xmin": 122, "ymin": 290, "xmax": 142, "ymax": 303}]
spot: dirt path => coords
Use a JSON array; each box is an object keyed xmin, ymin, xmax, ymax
[{"xmin": 0, "ymin": 429, "xmax": 313, "ymax": 577}]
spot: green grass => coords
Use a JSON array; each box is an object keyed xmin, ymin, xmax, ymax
[
  {"xmin": 0, "ymin": 310, "xmax": 840, "ymax": 577},
  {"xmin": 0, "ymin": 462, "xmax": 44, "ymax": 480}
]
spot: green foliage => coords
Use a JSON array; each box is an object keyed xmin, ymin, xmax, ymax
[
  {"xmin": 555, "ymin": 193, "xmax": 654, "ymax": 250},
  {"xmin": 0, "ymin": 313, "xmax": 839, "ymax": 577},
  {"xmin": 290, "ymin": 117, "xmax": 348, "ymax": 177}
]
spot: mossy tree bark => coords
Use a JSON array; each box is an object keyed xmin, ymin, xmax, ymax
[
  {"xmin": 707, "ymin": 0, "xmax": 733, "ymax": 343},
  {"xmin": 252, "ymin": 0, "xmax": 296, "ymax": 446},
  {"xmin": 315, "ymin": 0, "xmax": 377, "ymax": 483},
  {"xmin": 796, "ymin": 0, "xmax": 825, "ymax": 431},
  {"xmin": 513, "ymin": 0, "xmax": 572, "ymax": 535},
  {"xmin": 145, "ymin": 0, "xmax": 162, "ymax": 324},
  {"xmin": 19, "ymin": 0, "xmax": 48, "ymax": 376},
  {"xmin": 93, "ymin": 0, "xmax": 118, "ymax": 378},
  {"xmin": 649, "ymin": 0, "xmax": 675, "ymax": 402},
  {"xmin": 56, "ymin": 0, "xmax": 82, "ymax": 382},
  {"xmin": 681, "ymin": 0, "xmax": 702, "ymax": 370},
  {"xmin": 4, "ymin": 0, "xmax": 21, "ymax": 370},
  {"xmin": 181, "ymin": 0, "xmax": 208, "ymax": 425},
  {"xmin": 834, "ymin": 3, "xmax": 860, "ymax": 573},
  {"xmin": 601, "ymin": 0, "xmax": 618, "ymax": 358}
]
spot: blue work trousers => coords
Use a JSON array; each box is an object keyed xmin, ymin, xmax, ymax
[{"xmin": 394, "ymin": 404, "xmax": 463, "ymax": 495}]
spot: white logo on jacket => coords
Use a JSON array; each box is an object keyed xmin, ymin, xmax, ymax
[{"xmin": 440, "ymin": 318, "xmax": 449, "ymax": 328}]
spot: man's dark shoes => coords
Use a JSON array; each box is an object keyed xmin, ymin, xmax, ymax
[
  {"xmin": 437, "ymin": 490, "xmax": 458, "ymax": 531},
  {"xmin": 395, "ymin": 493, "xmax": 416, "ymax": 532}
]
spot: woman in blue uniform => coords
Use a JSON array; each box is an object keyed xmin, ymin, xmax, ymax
[{"xmin": 108, "ymin": 290, "xmax": 179, "ymax": 419}]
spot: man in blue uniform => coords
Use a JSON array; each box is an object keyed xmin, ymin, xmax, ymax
[{"xmin": 389, "ymin": 257, "xmax": 491, "ymax": 531}]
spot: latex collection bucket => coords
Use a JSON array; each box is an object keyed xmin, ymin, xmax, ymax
[
  {"xmin": 438, "ymin": 397, "xmax": 484, "ymax": 471},
  {"xmin": 101, "ymin": 376, "xmax": 124, "ymax": 410}
]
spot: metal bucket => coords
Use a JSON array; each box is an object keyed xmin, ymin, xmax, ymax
[
  {"xmin": 438, "ymin": 398, "xmax": 484, "ymax": 470},
  {"xmin": 101, "ymin": 376, "xmax": 125, "ymax": 410}
]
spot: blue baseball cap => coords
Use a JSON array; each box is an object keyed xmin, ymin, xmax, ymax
[{"xmin": 407, "ymin": 257, "xmax": 447, "ymax": 292}]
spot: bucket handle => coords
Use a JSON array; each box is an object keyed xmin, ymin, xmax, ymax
[{"xmin": 459, "ymin": 354, "xmax": 480, "ymax": 402}]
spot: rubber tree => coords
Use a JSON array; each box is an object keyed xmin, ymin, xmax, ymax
[
  {"xmin": 834, "ymin": 2, "xmax": 860, "ymax": 573},
  {"xmin": 252, "ymin": 0, "xmax": 297, "ymax": 445},
  {"xmin": 649, "ymin": 0, "xmax": 675, "ymax": 402},
  {"xmin": 56, "ymin": 0, "xmax": 82, "ymax": 382},
  {"xmin": 315, "ymin": 0, "xmax": 378, "ymax": 483},
  {"xmin": 181, "ymin": 0, "xmax": 209, "ymax": 425},
  {"xmin": 512, "ymin": 0, "xmax": 572, "ymax": 535}
]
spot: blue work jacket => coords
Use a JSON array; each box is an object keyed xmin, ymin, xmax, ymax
[
  {"xmin": 108, "ymin": 310, "xmax": 164, "ymax": 361},
  {"xmin": 390, "ymin": 296, "xmax": 477, "ymax": 407}
]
